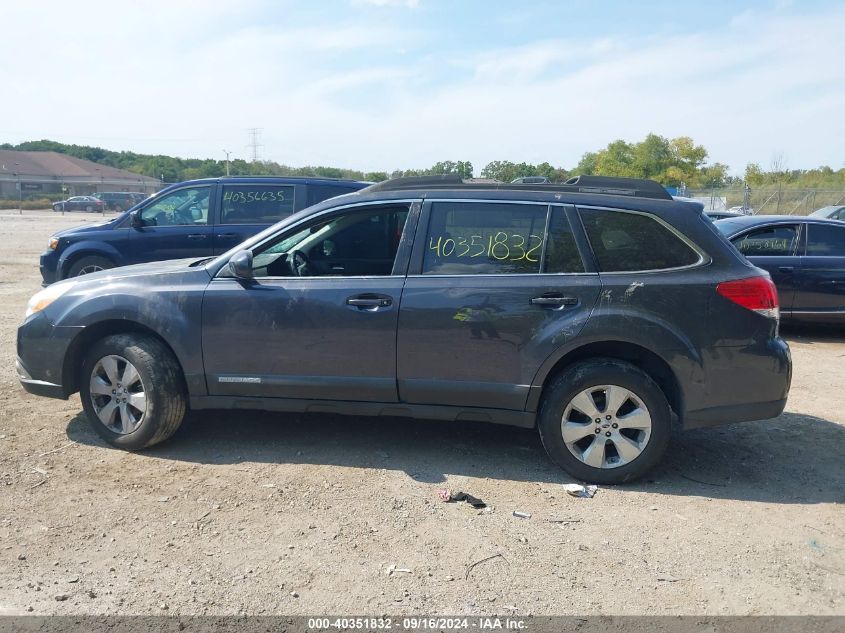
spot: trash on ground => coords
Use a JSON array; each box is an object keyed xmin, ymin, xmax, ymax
[
  {"xmin": 657, "ymin": 574, "xmax": 684, "ymax": 582},
  {"xmin": 465, "ymin": 553, "xmax": 507, "ymax": 580},
  {"xmin": 437, "ymin": 489, "xmax": 486, "ymax": 508},
  {"xmin": 386, "ymin": 564, "xmax": 412, "ymax": 576},
  {"xmin": 563, "ymin": 484, "xmax": 598, "ymax": 498},
  {"xmin": 545, "ymin": 517, "xmax": 582, "ymax": 524},
  {"xmin": 512, "ymin": 511, "xmax": 532, "ymax": 519}
]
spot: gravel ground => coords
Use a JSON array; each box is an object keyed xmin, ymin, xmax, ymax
[{"xmin": 0, "ymin": 210, "xmax": 842, "ymax": 616}]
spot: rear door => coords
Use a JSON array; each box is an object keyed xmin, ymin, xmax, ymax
[
  {"xmin": 795, "ymin": 222, "xmax": 845, "ymax": 316},
  {"xmin": 128, "ymin": 184, "xmax": 216, "ymax": 264},
  {"xmin": 397, "ymin": 201, "xmax": 601, "ymax": 411},
  {"xmin": 212, "ymin": 183, "xmax": 298, "ymax": 254},
  {"xmin": 729, "ymin": 223, "xmax": 800, "ymax": 312}
]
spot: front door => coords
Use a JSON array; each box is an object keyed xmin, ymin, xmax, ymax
[
  {"xmin": 201, "ymin": 202, "xmax": 418, "ymax": 402},
  {"xmin": 128, "ymin": 184, "xmax": 215, "ymax": 264},
  {"xmin": 397, "ymin": 201, "xmax": 601, "ymax": 411},
  {"xmin": 730, "ymin": 223, "xmax": 800, "ymax": 312}
]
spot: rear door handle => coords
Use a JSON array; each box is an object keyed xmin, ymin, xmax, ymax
[
  {"xmin": 346, "ymin": 296, "xmax": 392, "ymax": 308},
  {"xmin": 187, "ymin": 234, "xmax": 208, "ymax": 240},
  {"xmin": 778, "ymin": 266, "xmax": 794, "ymax": 273},
  {"xmin": 530, "ymin": 295, "xmax": 578, "ymax": 307},
  {"xmin": 218, "ymin": 233, "xmax": 239, "ymax": 239}
]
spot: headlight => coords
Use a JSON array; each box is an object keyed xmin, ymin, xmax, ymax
[
  {"xmin": 24, "ymin": 282, "xmax": 75, "ymax": 319},
  {"xmin": 48, "ymin": 236, "xmax": 59, "ymax": 250}
]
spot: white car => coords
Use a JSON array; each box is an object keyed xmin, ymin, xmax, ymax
[{"xmin": 809, "ymin": 205, "xmax": 845, "ymax": 220}]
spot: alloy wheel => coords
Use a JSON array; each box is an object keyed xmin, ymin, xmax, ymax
[
  {"xmin": 560, "ymin": 385, "xmax": 652, "ymax": 469},
  {"xmin": 89, "ymin": 355, "xmax": 147, "ymax": 434}
]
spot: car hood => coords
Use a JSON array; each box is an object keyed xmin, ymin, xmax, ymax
[
  {"xmin": 67, "ymin": 257, "xmax": 211, "ymax": 285},
  {"xmin": 53, "ymin": 217, "xmax": 124, "ymax": 237}
]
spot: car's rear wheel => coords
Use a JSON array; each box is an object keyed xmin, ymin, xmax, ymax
[
  {"xmin": 52, "ymin": 204, "xmax": 61, "ymax": 212},
  {"xmin": 85, "ymin": 205, "xmax": 94, "ymax": 212},
  {"xmin": 538, "ymin": 359, "xmax": 671, "ymax": 484},
  {"xmin": 67, "ymin": 255, "xmax": 114, "ymax": 277},
  {"xmin": 80, "ymin": 334, "xmax": 186, "ymax": 450}
]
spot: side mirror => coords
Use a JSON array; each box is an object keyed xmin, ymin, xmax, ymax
[
  {"xmin": 129, "ymin": 210, "xmax": 143, "ymax": 228},
  {"xmin": 228, "ymin": 250, "xmax": 254, "ymax": 280}
]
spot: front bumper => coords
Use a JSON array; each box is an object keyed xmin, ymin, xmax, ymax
[
  {"xmin": 16, "ymin": 311, "xmax": 82, "ymax": 400},
  {"xmin": 16, "ymin": 357, "xmax": 66, "ymax": 399},
  {"xmin": 40, "ymin": 250, "xmax": 60, "ymax": 285}
]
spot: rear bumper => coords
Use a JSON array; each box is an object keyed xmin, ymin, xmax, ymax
[
  {"xmin": 684, "ymin": 397, "xmax": 786, "ymax": 429},
  {"xmin": 683, "ymin": 336, "xmax": 791, "ymax": 429}
]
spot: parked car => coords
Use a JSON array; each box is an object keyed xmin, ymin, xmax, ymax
[
  {"xmin": 705, "ymin": 210, "xmax": 745, "ymax": 221},
  {"xmin": 511, "ymin": 176, "xmax": 550, "ymax": 184},
  {"xmin": 714, "ymin": 215, "xmax": 845, "ymax": 323},
  {"xmin": 52, "ymin": 196, "xmax": 105, "ymax": 213},
  {"xmin": 92, "ymin": 191, "xmax": 146, "ymax": 212},
  {"xmin": 40, "ymin": 177, "xmax": 368, "ymax": 283},
  {"xmin": 809, "ymin": 205, "xmax": 845, "ymax": 220},
  {"xmin": 19, "ymin": 175, "xmax": 791, "ymax": 484}
]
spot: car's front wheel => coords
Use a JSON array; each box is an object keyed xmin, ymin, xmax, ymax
[
  {"xmin": 67, "ymin": 255, "xmax": 114, "ymax": 277},
  {"xmin": 538, "ymin": 359, "xmax": 671, "ymax": 484},
  {"xmin": 80, "ymin": 334, "xmax": 186, "ymax": 450}
]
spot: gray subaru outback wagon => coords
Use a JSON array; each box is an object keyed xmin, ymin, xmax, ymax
[{"xmin": 17, "ymin": 175, "xmax": 791, "ymax": 483}]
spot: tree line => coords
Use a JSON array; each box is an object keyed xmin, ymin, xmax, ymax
[{"xmin": 3, "ymin": 136, "xmax": 843, "ymax": 189}]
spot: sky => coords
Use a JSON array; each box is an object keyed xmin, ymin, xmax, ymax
[{"xmin": 0, "ymin": 0, "xmax": 843, "ymax": 175}]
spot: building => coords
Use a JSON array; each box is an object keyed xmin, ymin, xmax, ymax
[{"xmin": 0, "ymin": 150, "xmax": 160, "ymax": 199}]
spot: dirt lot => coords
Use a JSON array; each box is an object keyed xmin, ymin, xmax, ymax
[{"xmin": 0, "ymin": 210, "xmax": 842, "ymax": 616}]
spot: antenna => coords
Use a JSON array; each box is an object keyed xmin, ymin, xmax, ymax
[{"xmin": 246, "ymin": 128, "xmax": 264, "ymax": 162}]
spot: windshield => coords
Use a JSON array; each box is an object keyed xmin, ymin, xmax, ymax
[{"xmin": 809, "ymin": 207, "xmax": 835, "ymax": 217}]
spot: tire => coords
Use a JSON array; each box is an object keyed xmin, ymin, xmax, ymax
[
  {"xmin": 537, "ymin": 359, "xmax": 671, "ymax": 484},
  {"xmin": 53, "ymin": 204, "xmax": 61, "ymax": 212},
  {"xmin": 85, "ymin": 205, "xmax": 94, "ymax": 212},
  {"xmin": 80, "ymin": 333, "xmax": 186, "ymax": 450},
  {"xmin": 67, "ymin": 255, "xmax": 114, "ymax": 277}
]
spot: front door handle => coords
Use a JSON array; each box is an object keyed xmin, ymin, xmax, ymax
[
  {"xmin": 778, "ymin": 266, "xmax": 794, "ymax": 273},
  {"xmin": 187, "ymin": 233, "xmax": 208, "ymax": 240},
  {"xmin": 346, "ymin": 296, "xmax": 392, "ymax": 308},
  {"xmin": 530, "ymin": 295, "xmax": 578, "ymax": 307},
  {"xmin": 218, "ymin": 233, "xmax": 239, "ymax": 239}
]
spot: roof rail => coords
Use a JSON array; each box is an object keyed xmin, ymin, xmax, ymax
[
  {"xmin": 363, "ymin": 174, "xmax": 672, "ymax": 200},
  {"xmin": 365, "ymin": 174, "xmax": 463, "ymax": 192}
]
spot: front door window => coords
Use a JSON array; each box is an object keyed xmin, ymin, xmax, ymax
[{"xmin": 140, "ymin": 186, "xmax": 211, "ymax": 227}]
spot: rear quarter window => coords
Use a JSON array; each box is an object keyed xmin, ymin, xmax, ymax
[
  {"xmin": 579, "ymin": 208, "xmax": 701, "ymax": 272},
  {"xmin": 221, "ymin": 185, "xmax": 295, "ymax": 224}
]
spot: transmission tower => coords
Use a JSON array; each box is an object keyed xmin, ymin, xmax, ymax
[{"xmin": 247, "ymin": 128, "xmax": 264, "ymax": 162}]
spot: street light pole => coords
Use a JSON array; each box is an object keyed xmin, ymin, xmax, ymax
[{"xmin": 223, "ymin": 149, "xmax": 231, "ymax": 176}]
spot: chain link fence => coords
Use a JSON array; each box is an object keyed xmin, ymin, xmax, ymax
[{"xmin": 685, "ymin": 186, "xmax": 845, "ymax": 215}]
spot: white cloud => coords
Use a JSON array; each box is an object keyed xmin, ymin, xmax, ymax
[{"xmin": 1, "ymin": 2, "xmax": 843, "ymax": 173}]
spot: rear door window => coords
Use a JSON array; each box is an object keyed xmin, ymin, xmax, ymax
[
  {"xmin": 422, "ymin": 202, "xmax": 548, "ymax": 275},
  {"xmin": 731, "ymin": 225, "xmax": 798, "ymax": 257},
  {"xmin": 221, "ymin": 184, "xmax": 295, "ymax": 224},
  {"xmin": 806, "ymin": 224, "xmax": 845, "ymax": 256},
  {"xmin": 307, "ymin": 184, "xmax": 359, "ymax": 206},
  {"xmin": 579, "ymin": 208, "xmax": 700, "ymax": 271}
]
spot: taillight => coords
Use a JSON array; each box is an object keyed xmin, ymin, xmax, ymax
[{"xmin": 716, "ymin": 276, "xmax": 779, "ymax": 319}]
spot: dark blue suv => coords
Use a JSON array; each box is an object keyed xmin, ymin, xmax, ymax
[
  {"xmin": 40, "ymin": 176, "xmax": 368, "ymax": 283},
  {"xmin": 18, "ymin": 176, "xmax": 792, "ymax": 483}
]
